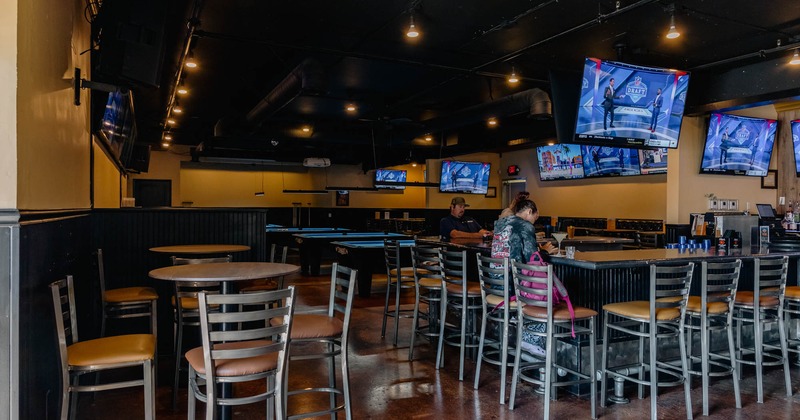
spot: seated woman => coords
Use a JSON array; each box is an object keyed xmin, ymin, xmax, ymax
[
  {"xmin": 491, "ymin": 198, "xmax": 557, "ymax": 356},
  {"xmin": 498, "ymin": 191, "xmax": 530, "ymax": 219}
]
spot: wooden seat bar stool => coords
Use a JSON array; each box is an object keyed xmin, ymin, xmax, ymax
[
  {"xmin": 732, "ymin": 255, "xmax": 792, "ymax": 403},
  {"xmin": 683, "ymin": 260, "xmax": 742, "ymax": 416},
  {"xmin": 601, "ymin": 262, "xmax": 694, "ymax": 420},
  {"xmin": 508, "ymin": 259, "xmax": 597, "ymax": 418},
  {"xmin": 50, "ymin": 276, "xmax": 156, "ymax": 420},
  {"xmin": 408, "ymin": 245, "xmax": 442, "ymax": 361}
]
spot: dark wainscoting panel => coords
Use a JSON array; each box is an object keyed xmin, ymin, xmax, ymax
[{"xmin": 18, "ymin": 212, "xmax": 92, "ymax": 420}]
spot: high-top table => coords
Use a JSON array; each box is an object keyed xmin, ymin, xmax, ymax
[{"xmin": 149, "ymin": 244, "xmax": 251, "ymax": 255}]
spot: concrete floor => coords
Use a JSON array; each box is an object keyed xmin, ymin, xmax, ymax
[{"xmin": 77, "ymin": 272, "xmax": 800, "ymax": 419}]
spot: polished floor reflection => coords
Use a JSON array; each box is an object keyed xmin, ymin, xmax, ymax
[{"xmin": 78, "ymin": 272, "xmax": 800, "ymax": 419}]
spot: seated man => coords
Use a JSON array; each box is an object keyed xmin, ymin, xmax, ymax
[{"xmin": 439, "ymin": 197, "xmax": 492, "ymax": 241}]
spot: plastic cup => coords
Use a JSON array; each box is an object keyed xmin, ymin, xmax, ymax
[{"xmin": 565, "ymin": 246, "xmax": 576, "ymax": 259}]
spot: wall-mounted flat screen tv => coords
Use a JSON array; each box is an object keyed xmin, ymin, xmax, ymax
[
  {"xmin": 439, "ymin": 161, "xmax": 491, "ymax": 194},
  {"xmin": 581, "ymin": 145, "xmax": 641, "ymax": 177},
  {"xmin": 638, "ymin": 148, "xmax": 668, "ymax": 175},
  {"xmin": 536, "ymin": 144, "xmax": 584, "ymax": 181},
  {"xmin": 699, "ymin": 113, "xmax": 777, "ymax": 177},
  {"xmin": 98, "ymin": 90, "xmax": 136, "ymax": 163},
  {"xmin": 374, "ymin": 169, "xmax": 407, "ymax": 189},
  {"xmin": 575, "ymin": 57, "xmax": 690, "ymax": 149},
  {"xmin": 791, "ymin": 119, "xmax": 800, "ymax": 176}
]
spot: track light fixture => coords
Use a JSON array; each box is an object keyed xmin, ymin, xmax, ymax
[
  {"xmin": 507, "ymin": 67, "xmax": 519, "ymax": 84},
  {"xmin": 790, "ymin": 49, "xmax": 800, "ymax": 65},
  {"xmin": 666, "ymin": 5, "xmax": 680, "ymax": 39},
  {"xmin": 406, "ymin": 15, "xmax": 419, "ymax": 38}
]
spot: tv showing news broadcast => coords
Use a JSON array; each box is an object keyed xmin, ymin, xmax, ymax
[
  {"xmin": 536, "ymin": 144, "xmax": 584, "ymax": 181},
  {"xmin": 439, "ymin": 161, "xmax": 491, "ymax": 194},
  {"xmin": 699, "ymin": 113, "xmax": 777, "ymax": 177},
  {"xmin": 581, "ymin": 145, "xmax": 641, "ymax": 177},
  {"xmin": 374, "ymin": 169, "xmax": 407, "ymax": 189},
  {"xmin": 791, "ymin": 119, "xmax": 800, "ymax": 176},
  {"xmin": 575, "ymin": 57, "xmax": 690, "ymax": 149},
  {"xmin": 638, "ymin": 148, "xmax": 668, "ymax": 175}
]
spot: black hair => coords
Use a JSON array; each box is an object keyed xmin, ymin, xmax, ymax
[{"xmin": 513, "ymin": 199, "xmax": 538, "ymax": 215}]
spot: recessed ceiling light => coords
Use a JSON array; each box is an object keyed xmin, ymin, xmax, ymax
[
  {"xmin": 411, "ymin": 162, "xmax": 418, "ymax": 167},
  {"xmin": 345, "ymin": 104, "xmax": 357, "ymax": 112},
  {"xmin": 424, "ymin": 134, "xmax": 433, "ymax": 142},
  {"xmin": 167, "ymin": 119, "xmax": 176, "ymax": 125},
  {"xmin": 177, "ymin": 87, "xmax": 188, "ymax": 95},
  {"xmin": 487, "ymin": 118, "xmax": 498, "ymax": 127},
  {"xmin": 302, "ymin": 126, "xmax": 311, "ymax": 132},
  {"xmin": 162, "ymin": 142, "xmax": 170, "ymax": 148},
  {"xmin": 173, "ymin": 107, "xmax": 183, "ymax": 114},
  {"xmin": 164, "ymin": 134, "xmax": 173, "ymax": 141},
  {"xmin": 185, "ymin": 58, "xmax": 197, "ymax": 69}
]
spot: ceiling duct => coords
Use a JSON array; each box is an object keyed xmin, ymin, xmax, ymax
[{"xmin": 410, "ymin": 88, "xmax": 551, "ymax": 138}]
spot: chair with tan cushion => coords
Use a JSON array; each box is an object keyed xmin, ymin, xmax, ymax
[
  {"xmin": 683, "ymin": 259, "xmax": 742, "ymax": 416},
  {"xmin": 408, "ymin": 245, "xmax": 442, "ymax": 361},
  {"xmin": 239, "ymin": 244, "xmax": 289, "ymax": 293},
  {"xmin": 97, "ymin": 249, "xmax": 158, "ymax": 339},
  {"xmin": 508, "ymin": 259, "xmax": 597, "ymax": 418},
  {"xmin": 436, "ymin": 249, "xmax": 482, "ymax": 382},
  {"xmin": 187, "ymin": 286, "xmax": 295, "ymax": 419},
  {"xmin": 601, "ymin": 262, "xmax": 694, "ymax": 420},
  {"xmin": 276, "ymin": 262, "xmax": 357, "ymax": 420},
  {"xmin": 381, "ymin": 239, "xmax": 417, "ymax": 346},
  {"xmin": 170, "ymin": 255, "xmax": 231, "ymax": 409},
  {"xmin": 782, "ymin": 280, "xmax": 800, "ymax": 368},
  {"xmin": 732, "ymin": 255, "xmax": 792, "ymax": 403},
  {"xmin": 50, "ymin": 276, "xmax": 155, "ymax": 420}
]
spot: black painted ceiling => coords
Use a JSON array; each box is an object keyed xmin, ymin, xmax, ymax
[{"xmin": 101, "ymin": 0, "xmax": 800, "ymax": 169}]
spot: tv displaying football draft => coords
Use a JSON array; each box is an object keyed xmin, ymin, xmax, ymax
[
  {"xmin": 374, "ymin": 169, "xmax": 407, "ymax": 189},
  {"xmin": 575, "ymin": 57, "xmax": 690, "ymax": 149},
  {"xmin": 581, "ymin": 145, "xmax": 641, "ymax": 177},
  {"xmin": 638, "ymin": 148, "xmax": 668, "ymax": 175},
  {"xmin": 791, "ymin": 120, "xmax": 800, "ymax": 176},
  {"xmin": 536, "ymin": 143, "xmax": 585, "ymax": 181},
  {"xmin": 439, "ymin": 160, "xmax": 491, "ymax": 194},
  {"xmin": 699, "ymin": 113, "xmax": 777, "ymax": 177}
]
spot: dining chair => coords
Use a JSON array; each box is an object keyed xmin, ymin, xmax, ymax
[
  {"xmin": 239, "ymin": 244, "xmax": 290, "ymax": 293},
  {"xmin": 381, "ymin": 239, "xmax": 416, "ymax": 346},
  {"xmin": 170, "ymin": 255, "xmax": 231, "ymax": 409},
  {"xmin": 408, "ymin": 245, "xmax": 442, "ymax": 361},
  {"xmin": 50, "ymin": 275, "xmax": 155, "ymax": 420},
  {"xmin": 187, "ymin": 287, "xmax": 295, "ymax": 419},
  {"xmin": 97, "ymin": 248, "xmax": 158, "ymax": 338}
]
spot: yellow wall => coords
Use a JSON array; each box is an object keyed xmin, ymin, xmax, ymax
[
  {"xmin": 0, "ymin": 1, "xmax": 17, "ymax": 208},
  {"xmin": 17, "ymin": 0, "xmax": 91, "ymax": 210},
  {"xmin": 128, "ymin": 148, "xmax": 189, "ymax": 206},
  {"xmin": 92, "ymin": 140, "xmax": 121, "ymax": 208}
]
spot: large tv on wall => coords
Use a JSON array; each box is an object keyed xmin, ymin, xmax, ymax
[
  {"xmin": 699, "ymin": 113, "xmax": 777, "ymax": 177},
  {"xmin": 575, "ymin": 57, "xmax": 690, "ymax": 149},
  {"xmin": 439, "ymin": 160, "xmax": 491, "ymax": 194},
  {"xmin": 374, "ymin": 169, "xmax": 407, "ymax": 189},
  {"xmin": 536, "ymin": 144, "xmax": 585, "ymax": 181},
  {"xmin": 97, "ymin": 90, "xmax": 137, "ymax": 166},
  {"xmin": 638, "ymin": 148, "xmax": 668, "ymax": 175},
  {"xmin": 581, "ymin": 145, "xmax": 641, "ymax": 177},
  {"xmin": 791, "ymin": 119, "xmax": 800, "ymax": 176}
]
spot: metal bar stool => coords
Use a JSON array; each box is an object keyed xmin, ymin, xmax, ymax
[
  {"xmin": 508, "ymin": 259, "xmax": 597, "ymax": 418},
  {"xmin": 436, "ymin": 249, "xmax": 482, "ymax": 382},
  {"xmin": 408, "ymin": 245, "xmax": 442, "ymax": 361},
  {"xmin": 473, "ymin": 254, "xmax": 517, "ymax": 404},
  {"xmin": 732, "ymin": 255, "xmax": 792, "ymax": 403},
  {"xmin": 601, "ymin": 262, "xmax": 694, "ymax": 420},
  {"xmin": 782, "ymin": 262, "xmax": 800, "ymax": 365},
  {"xmin": 684, "ymin": 260, "xmax": 742, "ymax": 416},
  {"xmin": 381, "ymin": 239, "xmax": 416, "ymax": 346}
]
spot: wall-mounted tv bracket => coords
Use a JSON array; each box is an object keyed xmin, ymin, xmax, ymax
[{"xmin": 72, "ymin": 67, "xmax": 125, "ymax": 106}]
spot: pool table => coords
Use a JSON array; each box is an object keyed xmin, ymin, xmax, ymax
[
  {"xmin": 331, "ymin": 239, "xmax": 416, "ymax": 297},
  {"xmin": 293, "ymin": 232, "xmax": 410, "ymax": 276},
  {"xmin": 264, "ymin": 226, "xmax": 351, "ymax": 257}
]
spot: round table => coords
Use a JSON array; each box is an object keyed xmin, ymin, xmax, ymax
[
  {"xmin": 149, "ymin": 244, "xmax": 251, "ymax": 255},
  {"xmin": 149, "ymin": 262, "xmax": 299, "ymax": 293}
]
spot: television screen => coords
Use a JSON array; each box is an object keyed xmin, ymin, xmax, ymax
[
  {"xmin": 575, "ymin": 57, "xmax": 690, "ymax": 149},
  {"xmin": 791, "ymin": 119, "xmax": 800, "ymax": 176},
  {"xmin": 98, "ymin": 90, "xmax": 136, "ymax": 164},
  {"xmin": 581, "ymin": 145, "xmax": 641, "ymax": 177},
  {"xmin": 536, "ymin": 144, "xmax": 584, "ymax": 181},
  {"xmin": 439, "ymin": 161, "xmax": 491, "ymax": 194},
  {"xmin": 374, "ymin": 169, "xmax": 407, "ymax": 189},
  {"xmin": 699, "ymin": 113, "xmax": 777, "ymax": 176},
  {"xmin": 638, "ymin": 148, "xmax": 668, "ymax": 175}
]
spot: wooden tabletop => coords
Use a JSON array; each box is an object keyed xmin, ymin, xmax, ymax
[
  {"xmin": 149, "ymin": 244, "xmax": 251, "ymax": 254},
  {"xmin": 562, "ymin": 235, "xmax": 635, "ymax": 244},
  {"xmin": 149, "ymin": 262, "xmax": 299, "ymax": 282}
]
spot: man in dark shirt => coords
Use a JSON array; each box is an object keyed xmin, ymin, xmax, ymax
[{"xmin": 439, "ymin": 197, "xmax": 492, "ymax": 241}]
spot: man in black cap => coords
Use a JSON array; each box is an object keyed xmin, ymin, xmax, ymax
[{"xmin": 439, "ymin": 196, "xmax": 492, "ymax": 241}]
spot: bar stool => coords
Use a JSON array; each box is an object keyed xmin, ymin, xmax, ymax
[
  {"xmin": 436, "ymin": 249, "xmax": 482, "ymax": 382},
  {"xmin": 601, "ymin": 262, "xmax": 694, "ymax": 420},
  {"xmin": 381, "ymin": 239, "xmax": 416, "ymax": 346},
  {"xmin": 732, "ymin": 255, "xmax": 792, "ymax": 403},
  {"xmin": 508, "ymin": 259, "xmax": 597, "ymax": 418},
  {"xmin": 473, "ymin": 254, "xmax": 517, "ymax": 404},
  {"xmin": 782, "ymin": 277, "xmax": 800, "ymax": 364},
  {"xmin": 683, "ymin": 260, "xmax": 742, "ymax": 416},
  {"xmin": 170, "ymin": 255, "xmax": 231, "ymax": 410},
  {"xmin": 97, "ymin": 249, "xmax": 158, "ymax": 339},
  {"xmin": 408, "ymin": 245, "xmax": 442, "ymax": 361}
]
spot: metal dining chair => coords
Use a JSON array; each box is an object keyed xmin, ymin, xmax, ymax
[{"xmin": 97, "ymin": 248, "xmax": 158, "ymax": 339}]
